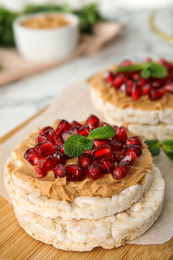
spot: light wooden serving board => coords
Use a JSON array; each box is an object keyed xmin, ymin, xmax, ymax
[{"xmin": 0, "ymin": 107, "xmax": 173, "ymax": 260}]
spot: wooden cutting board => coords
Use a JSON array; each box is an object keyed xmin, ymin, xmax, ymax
[{"xmin": 0, "ymin": 108, "xmax": 173, "ymax": 260}]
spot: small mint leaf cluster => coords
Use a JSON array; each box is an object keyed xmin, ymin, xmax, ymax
[
  {"xmin": 145, "ymin": 139, "xmax": 173, "ymax": 161},
  {"xmin": 64, "ymin": 125, "xmax": 115, "ymax": 157}
]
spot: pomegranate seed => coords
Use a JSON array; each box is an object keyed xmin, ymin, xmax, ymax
[
  {"xmin": 66, "ymin": 164, "xmax": 86, "ymax": 181},
  {"xmin": 139, "ymin": 78, "xmax": 147, "ymax": 87},
  {"xmin": 120, "ymin": 151, "xmax": 137, "ymax": 165},
  {"xmin": 113, "ymin": 75, "xmax": 128, "ymax": 89},
  {"xmin": 125, "ymin": 80, "xmax": 134, "ymax": 96},
  {"xmin": 71, "ymin": 121, "xmax": 82, "ymax": 127},
  {"xmin": 141, "ymin": 84, "xmax": 151, "ymax": 95},
  {"xmin": 149, "ymin": 89, "xmax": 165, "ymax": 100},
  {"xmin": 164, "ymin": 83, "xmax": 173, "ymax": 93},
  {"xmin": 78, "ymin": 153, "xmax": 92, "ymax": 169},
  {"xmin": 93, "ymin": 139, "xmax": 110, "ymax": 147},
  {"xmin": 35, "ymin": 166, "xmax": 46, "ymax": 178},
  {"xmin": 120, "ymin": 59, "xmax": 133, "ymax": 67},
  {"xmin": 54, "ymin": 164, "xmax": 67, "ymax": 178},
  {"xmin": 35, "ymin": 141, "xmax": 55, "ymax": 156},
  {"xmin": 87, "ymin": 163, "xmax": 104, "ymax": 180},
  {"xmin": 39, "ymin": 155, "xmax": 57, "ymax": 172},
  {"xmin": 62, "ymin": 130, "xmax": 75, "ymax": 141},
  {"xmin": 53, "ymin": 151, "xmax": 66, "ymax": 164},
  {"xmin": 24, "ymin": 148, "xmax": 43, "ymax": 166},
  {"xmin": 131, "ymin": 84, "xmax": 141, "ymax": 100},
  {"xmin": 145, "ymin": 57, "xmax": 152, "ymax": 62},
  {"xmin": 35, "ymin": 135, "xmax": 51, "ymax": 144},
  {"xmin": 113, "ymin": 125, "xmax": 119, "ymax": 133},
  {"xmin": 54, "ymin": 138, "xmax": 63, "ymax": 146},
  {"xmin": 159, "ymin": 59, "xmax": 172, "ymax": 72},
  {"xmin": 132, "ymin": 72, "xmax": 141, "ymax": 81},
  {"xmin": 71, "ymin": 126, "xmax": 80, "ymax": 134},
  {"xmin": 104, "ymin": 71, "xmax": 115, "ymax": 84},
  {"xmin": 91, "ymin": 145, "xmax": 112, "ymax": 160},
  {"xmin": 100, "ymin": 157, "xmax": 115, "ymax": 173},
  {"xmin": 84, "ymin": 150, "xmax": 91, "ymax": 155},
  {"xmin": 109, "ymin": 140, "xmax": 123, "ymax": 151},
  {"xmin": 54, "ymin": 144, "xmax": 68, "ymax": 158},
  {"xmin": 114, "ymin": 127, "xmax": 127, "ymax": 144},
  {"xmin": 126, "ymin": 136, "xmax": 142, "ymax": 147},
  {"xmin": 78, "ymin": 125, "xmax": 94, "ymax": 137},
  {"xmin": 100, "ymin": 122, "xmax": 109, "ymax": 127},
  {"xmin": 44, "ymin": 129, "xmax": 57, "ymax": 143},
  {"xmin": 85, "ymin": 115, "xmax": 100, "ymax": 128},
  {"xmin": 124, "ymin": 145, "xmax": 142, "ymax": 157},
  {"xmin": 152, "ymin": 79, "xmax": 164, "ymax": 89},
  {"xmin": 55, "ymin": 120, "xmax": 71, "ymax": 138},
  {"xmin": 39, "ymin": 126, "xmax": 53, "ymax": 135},
  {"xmin": 112, "ymin": 151, "xmax": 122, "ymax": 161},
  {"xmin": 112, "ymin": 162, "xmax": 130, "ymax": 179}
]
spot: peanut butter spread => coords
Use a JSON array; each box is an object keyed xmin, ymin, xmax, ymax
[
  {"xmin": 8, "ymin": 121, "xmax": 153, "ymax": 201},
  {"xmin": 89, "ymin": 70, "xmax": 173, "ymax": 111}
]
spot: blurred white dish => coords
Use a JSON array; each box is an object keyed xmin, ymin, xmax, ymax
[{"xmin": 13, "ymin": 13, "xmax": 79, "ymax": 63}]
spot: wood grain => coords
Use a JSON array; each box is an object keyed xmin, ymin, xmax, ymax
[{"xmin": 0, "ymin": 196, "xmax": 172, "ymax": 260}]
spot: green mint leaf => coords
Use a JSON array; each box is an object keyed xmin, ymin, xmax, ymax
[
  {"xmin": 118, "ymin": 64, "xmax": 145, "ymax": 72},
  {"xmin": 162, "ymin": 140, "xmax": 173, "ymax": 161},
  {"xmin": 145, "ymin": 140, "xmax": 160, "ymax": 156},
  {"xmin": 64, "ymin": 134, "xmax": 89, "ymax": 157},
  {"xmin": 141, "ymin": 68, "xmax": 151, "ymax": 78},
  {"xmin": 81, "ymin": 138, "xmax": 93, "ymax": 151},
  {"xmin": 149, "ymin": 62, "xmax": 167, "ymax": 78},
  {"xmin": 88, "ymin": 125, "xmax": 115, "ymax": 140}
]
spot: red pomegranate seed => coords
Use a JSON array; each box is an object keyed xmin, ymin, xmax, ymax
[
  {"xmin": 109, "ymin": 140, "xmax": 123, "ymax": 151},
  {"xmin": 78, "ymin": 125, "xmax": 94, "ymax": 137},
  {"xmin": 104, "ymin": 71, "xmax": 115, "ymax": 84},
  {"xmin": 54, "ymin": 144, "xmax": 68, "ymax": 158},
  {"xmin": 145, "ymin": 57, "xmax": 152, "ymax": 62},
  {"xmin": 84, "ymin": 150, "xmax": 91, "ymax": 155},
  {"xmin": 91, "ymin": 145, "xmax": 112, "ymax": 160},
  {"xmin": 113, "ymin": 75, "xmax": 128, "ymax": 89},
  {"xmin": 53, "ymin": 151, "xmax": 66, "ymax": 164},
  {"xmin": 35, "ymin": 135, "xmax": 51, "ymax": 144},
  {"xmin": 78, "ymin": 153, "xmax": 92, "ymax": 169},
  {"xmin": 124, "ymin": 145, "xmax": 142, "ymax": 157},
  {"xmin": 39, "ymin": 126, "xmax": 53, "ymax": 135},
  {"xmin": 131, "ymin": 84, "xmax": 141, "ymax": 100},
  {"xmin": 164, "ymin": 83, "xmax": 173, "ymax": 93},
  {"xmin": 66, "ymin": 164, "xmax": 86, "ymax": 181},
  {"xmin": 54, "ymin": 138, "xmax": 64, "ymax": 146},
  {"xmin": 100, "ymin": 122, "xmax": 109, "ymax": 127},
  {"xmin": 120, "ymin": 151, "xmax": 137, "ymax": 165},
  {"xmin": 152, "ymin": 79, "xmax": 164, "ymax": 89},
  {"xmin": 112, "ymin": 151, "xmax": 122, "ymax": 161},
  {"xmin": 126, "ymin": 136, "xmax": 142, "ymax": 147},
  {"xmin": 125, "ymin": 80, "xmax": 134, "ymax": 96},
  {"xmin": 35, "ymin": 141, "xmax": 55, "ymax": 156},
  {"xmin": 93, "ymin": 139, "xmax": 110, "ymax": 147},
  {"xmin": 132, "ymin": 72, "xmax": 141, "ymax": 81},
  {"xmin": 100, "ymin": 157, "xmax": 115, "ymax": 173},
  {"xmin": 113, "ymin": 125, "xmax": 119, "ymax": 133},
  {"xmin": 71, "ymin": 126, "xmax": 80, "ymax": 134},
  {"xmin": 120, "ymin": 59, "xmax": 133, "ymax": 67},
  {"xmin": 149, "ymin": 89, "xmax": 165, "ymax": 100},
  {"xmin": 24, "ymin": 148, "xmax": 43, "ymax": 166},
  {"xmin": 55, "ymin": 120, "xmax": 71, "ymax": 138},
  {"xmin": 71, "ymin": 120, "xmax": 82, "ymax": 127},
  {"xmin": 44, "ymin": 129, "xmax": 57, "ymax": 143},
  {"xmin": 62, "ymin": 130, "xmax": 75, "ymax": 141},
  {"xmin": 139, "ymin": 78, "xmax": 147, "ymax": 87},
  {"xmin": 54, "ymin": 164, "xmax": 67, "ymax": 178},
  {"xmin": 39, "ymin": 155, "xmax": 57, "ymax": 172},
  {"xmin": 159, "ymin": 59, "xmax": 172, "ymax": 72},
  {"xmin": 87, "ymin": 163, "xmax": 104, "ymax": 180},
  {"xmin": 112, "ymin": 162, "xmax": 130, "ymax": 179},
  {"xmin": 114, "ymin": 127, "xmax": 127, "ymax": 144},
  {"xmin": 141, "ymin": 84, "xmax": 151, "ymax": 95},
  {"xmin": 35, "ymin": 166, "xmax": 46, "ymax": 178},
  {"xmin": 85, "ymin": 115, "xmax": 100, "ymax": 128}
]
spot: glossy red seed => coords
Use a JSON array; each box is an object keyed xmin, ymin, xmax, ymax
[
  {"xmin": 164, "ymin": 83, "xmax": 173, "ymax": 93},
  {"xmin": 44, "ymin": 129, "xmax": 57, "ymax": 143},
  {"xmin": 66, "ymin": 164, "xmax": 86, "ymax": 181},
  {"xmin": 131, "ymin": 84, "xmax": 141, "ymax": 100},
  {"xmin": 54, "ymin": 164, "xmax": 67, "ymax": 178},
  {"xmin": 104, "ymin": 71, "xmax": 115, "ymax": 84},
  {"xmin": 70, "ymin": 126, "xmax": 80, "ymax": 134},
  {"xmin": 124, "ymin": 145, "xmax": 142, "ymax": 157},
  {"xmin": 100, "ymin": 157, "xmax": 115, "ymax": 173},
  {"xmin": 24, "ymin": 148, "xmax": 43, "ymax": 166},
  {"xmin": 84, "ymin": 150, "xmax": 91, "ymax": 155},
  {"xmin": 126, "ymin": 136, "xmax": 142, "ymax": 147},
  {"xmin": 113, "ymin": 125, "xmax": 119, "ymax": 133},
  {"xmin": 35, "ymin": 135, "xmax": 51, "ymax": 144},
  {"xmin": 149, "ymin": 89, "xmax": 165, "ymax": 100},
  {"xmin": 141, "ymin": 84, "xmax": 151, "ymax": 95},
  {"xmin": 78, "ymin": 125, "xmax": 94, "ymax": 137},
  {"xmin": 54, "ymin": 138, "xmax": 64, "ymax": 146},
  {"xmin": 120, "ymin": 59, "xmax": 133, "ymax": 67},
  {"xmin": 39, "ymin": 126, "xmax": 53, "ymax": 135},
  {"xmin": 62, "ymin": 130, "xmax": 75, "ymax": 141},
  {"xmin": 71, "ymin": 120, "xmax": 82, "ymax": 127},
  {"xmin": 109, "ymin": 140, "xmax": 123, "ymax": 151},
  {"xmin": 87, "ymin": 163, "xmax": 104, "ymax": 180},
  {"xmin": 112, "ymin": 151, "xmax": 122, "ymax": 161},
  {"xmin": 152, "ymin": 79, "xmax": 164, "ymax": 89},
  {"xmin": 139, "ymin": 78, "xmax": 147, "ymax": 87},
  {"xmin": 120, "ymin": 151, "xmax": 137, "ymax": 165},
  {"xmin": 78, "ymin": 153, "xmax": 92, "ymax": 169},
  {"xmin": 100, "ymin": 122, "xmax": 109, "ymax": 127},
  {"xmin": 125, "ymin": 80, "xmax": 134, "ymax": 96},
  {"xmin": 113, "ymin": 75, "xmax": 128, "ymax": 89},
  {"xmin": 35, "ymin": 141, "xmax": 55, "ymax": 156},
  {"xmin": 35, "ymin": 166, "xmax": 46, "ymax": 178},
  {"xmin": 53, "ymin": 151, "xmax": 66, "ymax": 164},
  {"xmin": 132, "ymin": 73, "xmax": 141, "ymax": 81},
  {"xmin": 55, "ymin": 120, "xmax": 71, "ymax": 138},
  {"xmin": 91, "ymin": 145, "xmax": 112, "ymax": 160},
  {"xmin": 39, "ymin": 155, "xmax": 57, "ymax": 172},
  {"xmin": 93, "ymin": 139, "xmax": 110, "ymax": 147},
  {"xmin": 112, "ymin": 162, "xmax": 130, "ymax": 179},
  {"xmin": 114, "ymin": 127, "xmax": 127, "ymax": 144},
  {"xmin": 85, "ymin": 115, "xmax": 100, "ymax": 128}
]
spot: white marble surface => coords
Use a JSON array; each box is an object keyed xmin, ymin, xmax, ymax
[{"xmin": 1, "ymin": 10, "xmax": 173, "ymax": 137}]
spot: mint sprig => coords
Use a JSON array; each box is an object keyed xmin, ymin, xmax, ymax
[
  {"xmin": 64, "ymin": 125, "xmax": 115, "ymax": 157},
  {"xmin": 145, "ymin": 139, "xmax": 173, "ymax": 161},
  {"xmin": 118, "ymin": 62, "xmax": 167, "ymax": 79}
]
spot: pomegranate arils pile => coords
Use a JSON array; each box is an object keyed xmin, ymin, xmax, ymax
[
  {"xmin": 24, "ymin": 115, "xmax": 143, "ymax": 181},
  {"xmin": 105, "ymin": 58, "xmax": 173, "ymax": 100}
]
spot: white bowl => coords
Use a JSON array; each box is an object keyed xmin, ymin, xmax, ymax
[{"xmin": 13, "ymin": 13, "xmax": 79, "ymax": 63}]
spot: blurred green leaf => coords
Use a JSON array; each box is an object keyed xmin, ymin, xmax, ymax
[
  {"xmin": 145, "ymin": 140, "xmax": 160, "ymax": 156},
  {"xmin": 162, "ymin": 140, "xmax": 173, "ymax": 160}
]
